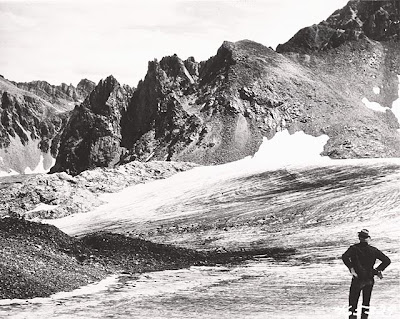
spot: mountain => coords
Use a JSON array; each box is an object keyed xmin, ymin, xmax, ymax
[
  {"xmin": 52, "ymin": 1, "xmax": 400, "ymax": 175},
  {"xmin": 5, "ymin": 0, "xmax": 400, "ymax": 176},
  {"xmin": 276, "ymin": 0, "xmax": 399, "ymax": 53},
  {"xmin": 13, "ymin": 79, "xmax": 95, "ymax": 111},
  {"xmin": 0, "ymin": 76, "xmax": 94, "ymax": 175},
  {"xmin": 50, "ymin": 76, "xmax": 134, "ymax": 175}
]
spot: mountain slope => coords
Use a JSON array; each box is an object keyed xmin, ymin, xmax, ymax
[
  {"xmin": 53, "ymin": 42, "xmax": 400, "ymax": 174},
  {"xmin": 13, "ymin": 79, "xmax": 95, "ymax": 112},
  {"xmin": 0, "ymin": 76, "xmax": 95, "ymax": 175},
  {"xmin": 0, "ymin": 76, "xmax": 68, "ymax": 175},
  {"xmin": 38, "ymin": 1, "xmax": 400, "ymax": 174},
  {"xmin": 276, "ymin": 0, "xmax": 399, "ymax": 53}
]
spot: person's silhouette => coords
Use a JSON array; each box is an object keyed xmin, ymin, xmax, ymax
[{"xmin": 342, "ymin": 229, "xmax": 391, "ymax": 319}]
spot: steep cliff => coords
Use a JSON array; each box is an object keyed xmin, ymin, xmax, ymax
[
  {"xmin": 276, "ymin": 0, "xmax": 399, "ymax": 53},
  {"xmin": 50, "ymin": 76, "xmax": 133, "ymax": 175},
  {"xmin": 0, "ymin": 76, "xmax": 95, "ymax": 175}
]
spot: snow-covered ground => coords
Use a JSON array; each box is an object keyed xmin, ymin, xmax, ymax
[
  {"xmin": 2, "ymin": 127, "xmax": 399, "ymax": 318},
  {"xmin": 39, "ymin": 128, "xmax": 400, "ymax": 319},
  {"xmin": 46, "ymin": 130, "xmax": 333, "ymax": 233}
]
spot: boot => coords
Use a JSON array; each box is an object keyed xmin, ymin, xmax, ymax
[
  {"xmin": 361, "ymin": 305, "xmax": 370, "ymax": 318},
  {"xmin": 348, "ymin": 306, "xmax": 357, "ymax": 319}
]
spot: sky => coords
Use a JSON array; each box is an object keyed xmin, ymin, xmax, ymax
[{"xmin": 0, "ymin": 0, "xmax": 348, "ymax": 87}]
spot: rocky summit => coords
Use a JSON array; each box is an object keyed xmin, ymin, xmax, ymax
[
  {"xmin": 277, "ymin": 0, "xmax": 399, "ymax": 53},
  {"xmin": 12, "ymin": 78, "xmax": 95, "ymax": 112},
  {"xmin": 1, "ymin": 0, "xmax": 400, "ymax": 176},
  {"xmin": 50, "ymin": 76, "xmax": 134, "ymax": 175}
]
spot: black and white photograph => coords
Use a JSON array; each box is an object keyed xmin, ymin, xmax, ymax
[{"xmin": 0, "ymin": 0, "xmax": 399, "ymax": 318}]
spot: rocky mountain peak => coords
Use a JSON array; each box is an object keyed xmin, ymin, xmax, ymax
[
  {"xmin": 325, "ymin": 0, "xmax": 400, "ymax": 40},
  {"xmin": 76, "ymin": 78, "xmax": 96, "ymax": 99},
  {"xmin": 50, "ymin": 75, "xmax": 132, "ymax": 175},
  {"xmin": 82, "ymin": 75, "xmax": 125, "ymax": 115},
  {"xmin": 198, "ymin": 41, "xmax": 237, "ymax": 86},
  {"xmin": 12, "ymin": 78, "xmax": 95, "ymax": 111},
  {"xmin": 159, "ymin": 54, "xmax": 196, "ymax": 86},
  {"xmin": 277, "ymin": 0, "xmax": 400, "ymax": 53}
]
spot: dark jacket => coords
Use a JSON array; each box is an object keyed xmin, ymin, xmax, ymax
[{"xmin": 342, "ymin": 242, "xmax": 391, "ymax": 279}]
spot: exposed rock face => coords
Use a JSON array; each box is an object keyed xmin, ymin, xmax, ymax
[
  {"xmin": 53, "ymin": 43, "xmax": 400, "ymax": 174},
  {"xmin": 31, "ymin": 1, "xmax": 400, "ymax": 175},
  {"xmin": 276, "ymin": 0, "xmax": 400, "ymax": 53},
  {"xmin": 0, "ymin": 77, "xmax": 70, "ymax": 174},
  {"xmin": 120, "ymin": 54, "xmax": 209, "ymax": 164},
  {"xmin": 0, "ymin": 75, "xmax": 96, "ymax": 175},
  {"xmin": 13, "ymin": 79, "xmax": 95, "ymax": 111},
  {"xmin": 50, "ymin": 76, "xmax": 133, "ymax": 175},
  {"xmin": 76, "ymin": 79, "xmax": 96, "ymax": 100},
  {"xmin": 117, "ymin": 38, "xmax": 400, "ymax": 166}
]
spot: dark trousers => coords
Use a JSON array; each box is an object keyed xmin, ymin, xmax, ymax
[{"xmin": 348, "ymin": 277, "xmax": 374, "ymax": 318}]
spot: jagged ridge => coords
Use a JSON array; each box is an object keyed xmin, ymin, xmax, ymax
[
  {"xmin": 0, "ymin": 76, "xmax": 95, "ymax": 174},
  {"xmin": 276, "ymin": 0, "xmax": 400, "ymax": 53},
  {"xmin": 50, "ymin": 76, "xmax": 134, "ymax": 175}
]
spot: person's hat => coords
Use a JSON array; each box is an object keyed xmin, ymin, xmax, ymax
[{"xmin": 358, "ymin": 229, "xmax": 370, "ymax": 238}]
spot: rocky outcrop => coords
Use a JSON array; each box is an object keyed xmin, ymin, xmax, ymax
[
  {"xmin": 50, "ymin": 76, "xmax": 133, "ymax": 175},
  {"xmin": 76, "ymin": 79, "xmax": 96, "ymax": 100},
  {"xmin": 0, "ymin": 77, "xmax": 70, "ymax": 174},
  {"xmin": 120, "ymin": 55, "xmax": 207, "ymax": 163},
  {"xmin": 13, "ymin": 79, "xmax": 95, "ymax": 111},
  {"xmin": 0, "ymin": 161, "xmax": 197, "ymax": 219},
  {"xmin": 0, "ymin": 76, "xmax": 96, "ymax": 175},
  {"xmin": 277, "ymin": 0, "xmax": 399, "ymax": 53}
]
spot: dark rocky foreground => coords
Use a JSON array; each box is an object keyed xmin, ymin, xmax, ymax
[{"xmin": 0, "ymin": 217, "xmax": 293, "ymax": 300}]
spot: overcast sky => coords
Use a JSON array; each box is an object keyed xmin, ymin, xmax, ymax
[{"xmin": 0, "ymin": 0, "xmax": 348, "ymax": 87}]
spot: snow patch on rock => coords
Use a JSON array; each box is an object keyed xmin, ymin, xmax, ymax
[
  {"xmin": 24, "ymin": 154, "xmax": 56, "ymax": 174},
  {"xmin": 392, "ymin": 75, "xmax": 400, "ymax": 133},
  {"xmin": 362, "ymin": 76, "xmax": 400, "ymax": 134},
  {"xmin": 373, "ymin": 86, "xmax": 380, "ymax": 94},
  {"xmin": 361, "ymin": 97, "xmax": 387, "ymax": 112},
  {"xmin": 26, "ymin": 203, "xmax": 60, "ymax": 214},
  {"xmin": 0, "ymin": 166, "xmax": 19, "ymax": 177},
  {"xmin": 251, "ymin": 130, "xmax": 330, "ymax": 167},
  {"xmin": 0, "ymin": 133, "xmax": 56, "ymax": 175}
]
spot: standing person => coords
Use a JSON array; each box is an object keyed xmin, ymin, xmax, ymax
[{"xmin": 342, "ymin": 229, "xmax": 391, "ymax": 319}]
